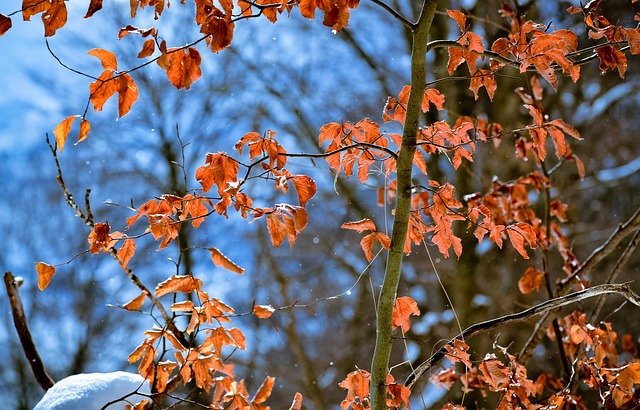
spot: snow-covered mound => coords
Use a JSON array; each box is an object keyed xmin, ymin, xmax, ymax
[{"xmin": 34, "ymin": 371, "xmax": 151, "ymax": 410}]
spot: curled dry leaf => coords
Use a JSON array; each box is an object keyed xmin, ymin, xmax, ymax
[
  {"xmin": 36, "ymin": 262, "xmax": 56, "ymax": 291},
  {"xmin": 253, "ymin": 305, "xmax": 275, "ymax": 319}
]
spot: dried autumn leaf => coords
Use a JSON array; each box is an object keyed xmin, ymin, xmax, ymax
[
  {"xmin": 155, "ymin": 275, "xmax": 204, "ymax": 297},
  {"xmin": 507, "ymin": 222, "xmax": 537, "ymax": 259},
  {"xmin": 88, "ymin": 48, "xmax": 118, "ymax": 71},
  {"xmin": 43, "ymin": 0, "xmax": 67, "ymax": 37},
  {"xmin": 77, "ymin": 119, "xmax": 90, "ymax": 143},
  {"xmin": 22, "ymin": 0, "xmax": 50, "ymax": 21},
  {"xmin": 518, "ymin": 266, "xmax": 545, "ymax": 294},
  {"xmin": 252, "ymin": 376, "xmax": 275, "ymax": 404},
  {"xmin": 339, "ymin": 370, "xmax": 370, "ymax": 410},
  {"xmin": 470, "ymin": 69, "xmax": 497, "ymax": 101},
  {"xmin": 422, "ymin": 88, "xmax": 445, "ymax": 112},
  {"xmin": 137, "ymin": 39, "xmax": 155, "ymax": 58},
  {"xmin": 88, "ymin": 221, "xmax": 112, "ymax": 254},
  {"xmin": 253, "ymin": 305, "xmax": 275, "ymax": 319},
  {"xmin": 84, "ymin": 0, "xmax": 103, "ymax": 18},
  {"xmin": 36, "ymin": 262, "xmax": 56, "ymax": 291},
  {"xmin": 195, "ymin": 152, "xmax": 239, "ymax": 194},
  {"xmin": 444, "ymin": 339, "xmax": 472, "ymax": 368},
  {"xmin": 341, "ymin": 218, "xmax": 377, "ymax": 232},
  {"xmin": 360, "ymin": 232, "xmax": 390, "ymax": 261},
  {"xmin": 89, "ymin": 71, "xmax": 117, "ymax": 112},
  {"xmin": 157, "ymin": 47, "xmax": 202, "ymax": 90},
  {"xmin": 392, "ymin": 296, "xmax": 420, "ymax": 333},
  {"xmin": 288, "ymin": 392, "xmax": 303, "ymax": 410},
  {"xmin": 447, "ymin": 9, "xmax": 466, "ymax": 30},
  {"xmin": 290, "ymin": 175, "xmax": 316, "ymax": 207},
  {"xmin": 118, "ymin": 238, "xmax": 136, "ymax": 268},
  {"xmin": 597, "ymin": 45, "xmax": 627, "ymax": 78},
  {"xmin": 479, "ymin": 358, "xmax": 511, "ymax": 391},
  {"xmin": 123, "ymin": 290, "xmax": 147, "ymax": 310},
  {"xmin": 0, "ymin": 14, "xmax": 12, "ymax": 36},
  {"xmin": 53, "ymin": 115, "xmax": 78, "ymax": 152},
  {"xmin": 117, "ymin": 73, "xmax": 138, "ymax": 117},
  {"xmin": 210, "ymin": 246, "xmax": 244, "ymax": 274}
]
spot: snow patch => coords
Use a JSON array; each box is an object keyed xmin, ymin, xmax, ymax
[{"xmin": 34, "ymin": 372, "xmax": 150, "ymax": 410}]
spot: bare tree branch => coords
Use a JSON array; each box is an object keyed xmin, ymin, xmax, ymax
[
  {"xmin": 3, "ymin": 271, "xmax": 55, "ymax": 392},
  {"xmin": 406, "ymin": 282, "xmax": 640, "ymax": 389}
]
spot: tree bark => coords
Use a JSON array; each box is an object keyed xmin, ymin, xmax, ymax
[{"xmin": 369, "ymin": 1, "xmax": 439, "ymax": 408}]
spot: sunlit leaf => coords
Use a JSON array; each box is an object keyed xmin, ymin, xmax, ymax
[
  {"xmin": 210, "ymin": 246, "xmax": 244, "ymax": 274},
  {"xmin": 53, "ymin": 115, "xmax": 78, "ymax": 152},
  {"xmin": 392, "ymin": 296, "xmax": 420, "ymax": 333},
  {"xmin": 36, "ymin": 262, "xmax": 56, "ymax": 291}
]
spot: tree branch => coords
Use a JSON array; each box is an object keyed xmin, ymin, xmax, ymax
[
  {"xmin": 405, "ymin": 282, "xmax": 640, "ymax": 389},
  {"xmin": 3, "ymin": 271, "xmax": 55, "ymax": 391},
  {"xmin": 518, "ymin": 205, "xmax": 640, "ymax": 362},
  {"xmin": 369, "ymin": 0, "xmax": 414, "ymax": 30}
]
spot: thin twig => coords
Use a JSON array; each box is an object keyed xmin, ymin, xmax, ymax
[
  {"xmin": 405, "ymin": 282, "xmax": 640, "ymax": 389},
  {"xmin": 369, "ymin": 0, "xmax": 414, "ymax": 30}
]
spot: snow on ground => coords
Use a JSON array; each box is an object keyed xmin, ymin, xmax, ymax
[{"xmin": 34, "ymin": 372, "xmax": 151, "ymax": 410}]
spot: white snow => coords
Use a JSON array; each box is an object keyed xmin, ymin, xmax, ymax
[{"xmin": 34, "ymin": 372, "xmax": 151, "ymax": 410}]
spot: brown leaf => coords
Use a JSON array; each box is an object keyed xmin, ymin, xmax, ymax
[
  {"xmin": 518, "ymin": 266, "xmax": 545, "ymax": 294},
  {"xmin": 252, "ymin": 376, "xmax": 275, "ymax": 404},
  {"xmin": 77, "ymin": 119, "xmax": 90, "ymax": 143},
  {"xmin": 36, "ymin": 262, "xmax": 56, "ymax": 291},
  {"xmin": 253, "ymin": 305, "xmax": 275, "ymax": 319},
  {"xmin": 53, "ymin": 115, "xmax": 77, "ymax": 152},
  {"xmin": 118, "ymin": 238, "xmax": 136, "ymax": 268},
  {"xmin": 43, "ymin": 0, "xmax": 67, "ymax": 37},
  {"xmin": 392, "ymin": 296, "xmax": 420, "ymax": 333},
  {"xmin": 210, "ymin": 246, "xmax": 244, "ymax": 274},
  {"xmin": 155, "ymin": 275, "xmax": 204, "ymax": 297},
  {"xmin": 137, "ymin": 39, "xmax": 155, "ymax": 58},
  {"xmin": 88, "ymin": 221, "xmax": 113, "ymax": 254},
  {"xmin": 117, "ymin": 73, "xmax": 138, "ymax": 117},
  {"xmin": 84, "ymin": 0, "xmax": 103, "ymax": 18},
  {"xmin": 88, "ymin": 49, "xmax": 118, "ymax": 71},
  {"xmin": 89, "ymin": 70, "xmax": 118, "ymax": 112},
  {"xmin": 341, "ymin": 218, "xmax": 377, "ymax": 232},
  {"xmin": 447, "ymin": 9, "xmax": 466, "ymax": 30},
  {"xmin": 290, "ymin": 175, "xmax": 316, "ymax": 207},
  {"xmin": 158, "ymin": 47, "xmax": 202, "ymax": 90},
  {"xmin": 123, "ymin": 290, "xmax": 147, "ymax": 310},
  {"xmin": 0, "ymin": 14, "xmax": 12, "ymax": 36},
  {"xmin": 288, "ymin": 393, "xmax": 303, "ymax": 410},
  {"xmin": 22, "ymin": 0, "xmax": 50, "ymax": 21}
]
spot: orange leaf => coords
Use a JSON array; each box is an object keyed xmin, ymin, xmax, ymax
[
  {"xmin": 22, "ymin": 0, "xmax": 50, "ymax": 21},
  {"xmin": 137, "ymin": 39, "xmax": 155, "ymax": 58},
  {"xmin": 89, "ymin": 70, "xmax": 117, "ymax": 112},
  {"xmin": 253, "ymin": 305, "xmax": 275, "ymax": 319},
  {"xmin": 158, "ymin": 47, "xmax": 202, "ymax": 90},
  {"xmin": 36, "ymin": 262, "xmax": 56, "ymax": 291},
  {"xmin": 43, "ymin": 0, "xmax": 67, "ymax": 37},
  {"xmin": 195, "ymin": 152, "xmax": 238, "ymax": 195},
  {"xmin": 118, "ymin": 238, "xmax": 136, "ymax": 268},
  {"xmin": 360, "ymin": 232, "xmax": 390, "ymax": 261},
  {"xmin": 288, "ymin": 392, "xmax": 303, "ymax": 410},
  {"xmin": 290, "ymin": 175, "xmax": 316, "ymax": 207},
  {"xmin": 123, "ymin": 290, "xmax": 147, "ymax": 310},
  {"xmin": 479, "ymin": 359, "xmax": 511, "ymax": 391},
  {"xmin": 447, "ymin": 9, "xmax": 466, "ymax": 30},
  {"xmin": 507, "ymin": 222, "xmax": 537, "ymax": 259},
  {"xmin": 422, "ymin": 88, "xmax": 445, "ymax": 112},
  {"xmin": 0, "ymin": 14, "xmax": 12, "ymax": 36},
  {"xmin": 339, "ymin": 370, "xmax": 370, "ymax": 409},
  {"xmin": 84, "ymin": 0, "xmax": 103, "ymax": 18},
  {"xmin": 597, "ymin": 45, "xmax": 627, "ymax": 78},
  {"xmin": 252, "ymin": 376, "xmax": 275, "ymax": 404},
  {"xmin": 53, "ymin": 115, "xmax": 78, "ymax": 152},
  {"xmin": 117, "ymin": 73, "xmax": 138, "ymax": 117},
  {"xmin": 77, "ymin": 119, "xmax": 90, "ymax": 143},
  {"xmin": 210, "ymin": 246, "xmax": 244, "ymax": 274},
  {"xmin": 88, "ymin": 48, "xmax": 118, "ymax": 71},
  {"xmin": 470, "ymin": 69, "xmax": 497, "ymax": 100},
  {"xmin": 341, "ymin": 218, "xmax": 377, "ymax": 232},
  {"xmin": 88, "ymin": 221, "xmax": 112, "ymax": 254},
  {"xmin": 299, "ymin": 0, "xmax": 316, "ymax": 18},
  {"xmin": 155, "ymin": 275, "xmax": 204, "ymax": 297},
  {"xmin": 392, "ymin": 296, "xmax": 420, "ymax": 333},
  {"xmin": 444, "ymin": 339, "xmax": 472, "ymax": 368},
  {"xmin": 517, "ymin": 267, "xmax": 545, "ymax": 294}
]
